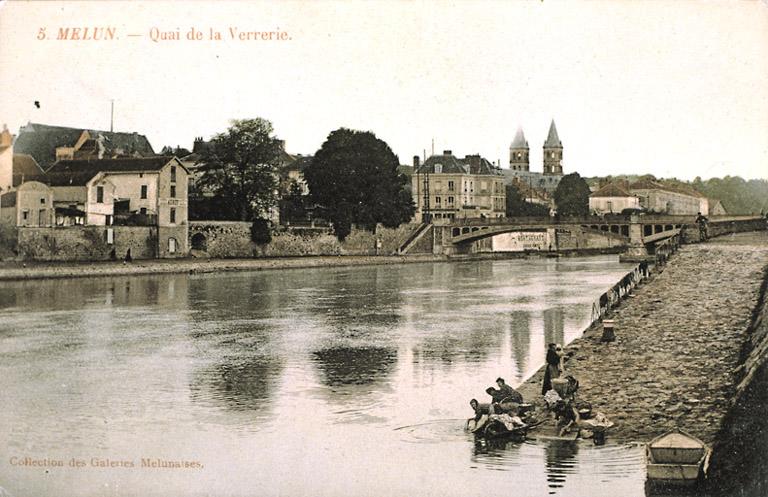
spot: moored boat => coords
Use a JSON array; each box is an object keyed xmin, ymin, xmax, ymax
[{"xmin": 646, "ymin": 429, "xmax": 711, "ymax": 489}]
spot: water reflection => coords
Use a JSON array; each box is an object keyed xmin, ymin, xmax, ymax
[
  {"xmin": 510, "ymin": 310, "xmax": 532, "ymax": 382},
  {"xmin": 545, "ymin": 440, "xmax": 579, "ymax": 492},
  {"xmin": 312, "ymin": 346, "xmax": 397, "ymax": 387},
  {"xmin": 190, "ymin": 356, "xmax": 284, "ymax": 414},
  {"xmin": 543, "ymin": 307, "xmax": 566, "ymax": 347}
]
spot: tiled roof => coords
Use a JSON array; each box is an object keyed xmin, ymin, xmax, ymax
[
  {"xmin": 13, "ymin": 122, "xmax": 155, "ymax": 170},
  {"xmin": 416, "ymin": 154, "xmax": 468, "ymax": 174},
  {"xmin": 12, "ymin": 154, "xmax": 46, "ymax": 186},
  {"xmin": 0, "ymin": 190, "xmax": 16, "ymax": 208},
  {"xmin": 289, "ymin": 155, "xmax": 313, "ymax": 172},
  {"xmin": 416, "ymin": 153, "xmax": 499, "ymax": 175},
  {"xmin": 629, "ymin": 178, "xmax": 665, "ymax": 191},
  {"xmin": 590, "ymin": 182, "xmax": 635, "ymax": 198},
  {"xmin": 46, "ymin": 156, "xmax": 177, "ymax": 186}
]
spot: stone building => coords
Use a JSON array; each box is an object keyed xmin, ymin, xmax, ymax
[
  {"xmin": 589, "ymin": 182, "xmax": 641, "ymax": 214},
  {"xmin": 45, "ymin": 156, "xmax": 189, "ymax": 256},
  {"xmin": 504, "ymin": 120, "xmax": 565, "ymax": 194},
  {"xmin": 629, "ymin": 179, "xmax": 702, "ymax": 215},
  {"xmin": 412, "ymin": 150, "xmax": 505, "ymax": 222},
  {"xmin": 0, "ymin": 181, "xmax": 54, "ymax": 227}
]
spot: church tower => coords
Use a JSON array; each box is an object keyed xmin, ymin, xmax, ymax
[
  {"xmin": 509, "ymin": 127, "xmax": 529, "ymax": 171},
  {"xmin": 542, "ymin": 119, "xmax": 563, "ymax": 176}
]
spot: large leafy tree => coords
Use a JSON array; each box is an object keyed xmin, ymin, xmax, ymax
[
  {"xmin": 197, "ymin": 118, "xmax": 282, "ymax": 221},
  {"xmin": 553, "ymin": 172, "xmax": 591, "ymax": 217},
  {"xmin": 505, "ymin": 184, "xmax": 550, "ymax": 217},
  {"xmin": 303, "ymin": 128, "xmax": 414, "ymax": 240}
]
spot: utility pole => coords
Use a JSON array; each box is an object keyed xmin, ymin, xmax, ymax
[
  {"xmin": 422, "ymin": 167, "xmax": 431, "ymax": 224},
  {"xmin": 110, "ymin": 100, "xmax": 114, "ymax": 132}
]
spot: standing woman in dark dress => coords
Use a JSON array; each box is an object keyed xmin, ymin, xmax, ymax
[{"xmin": 542, "ymin": 343, "xmax": 561, "ymax": 395}]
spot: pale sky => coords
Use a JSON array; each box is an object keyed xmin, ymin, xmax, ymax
[{"xmin": 1, "ymin": 0, "xmax": 767, "ymax": 180}]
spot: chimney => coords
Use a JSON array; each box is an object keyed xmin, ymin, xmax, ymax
[
  {"xmin": 443, "ymin": 150, "xmax": 452, "ymax": 156},
  {"xmin": 413, "ymin": 155, "xmax": 420, "ymax": 169}
]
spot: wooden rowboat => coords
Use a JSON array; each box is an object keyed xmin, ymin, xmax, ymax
[{"xmin": 646, "ymin": 429, "xmax": 711, "ymax": 489}]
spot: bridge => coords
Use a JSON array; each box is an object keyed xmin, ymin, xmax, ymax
[{"xmin": 398, "ymin": 215, "xmax": 765, "ymax": 258}]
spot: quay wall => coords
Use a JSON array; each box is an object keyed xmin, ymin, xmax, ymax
[
  {"xmin": 188, "ymin": 222, "xmax": 420, "ymax": 258},
  {"xmin": 16, "ymin": 226, "xmax": 157, "ymax": 261},
  {"xmin": 706, "ymin": 264, "xmax": 768, "ymax": 496},
  {"xmin": 515, "ymin": 232, "xmax": 768, "ymax": 451}
]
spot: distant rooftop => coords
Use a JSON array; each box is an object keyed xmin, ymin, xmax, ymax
[{"xmin": 14, "ymin": 122, "xmax": 155, "ymax": 170}]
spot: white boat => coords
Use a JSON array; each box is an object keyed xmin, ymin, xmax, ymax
[{"xmin": 646, "ymin": 429, "xmax": 711, "ymax": 488}]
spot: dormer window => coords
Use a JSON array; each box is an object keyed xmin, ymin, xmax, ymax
[{"xmin": 434, "ymin": 164, "xmax": 443, "ymax": 174}]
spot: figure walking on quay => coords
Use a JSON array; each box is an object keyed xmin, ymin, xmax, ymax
[{"xmin": 542, "ymin": 343, "xmax": 563, "ymax": 395}]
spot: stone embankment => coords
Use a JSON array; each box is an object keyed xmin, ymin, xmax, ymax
[
  {"xmin": 0, "ymin": 254, "xmax": 448, "ymax": 281},
  {"xmin": 517, "ymin": 231, "xmax": 768, "ymax": 446}
]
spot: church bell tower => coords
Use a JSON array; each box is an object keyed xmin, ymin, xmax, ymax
[
  {"xmin": 542, "ymin": 119, "xmax": 563, "ymax": 176},
  {"xmin": 509, "ymin": 127, "xmax": 529, "ymax": 172}
]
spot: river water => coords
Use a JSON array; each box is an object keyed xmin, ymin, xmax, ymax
[{"xmin": 0, "ymin": 256, "xmax": 649, "ymax": 497}]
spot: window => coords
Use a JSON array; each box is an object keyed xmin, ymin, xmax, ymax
[
  {"xmin": 140, "ymin": 207, "xmax": 147, "ymax": 216},
  {"xmin": 170, "ymin": 207, "xmax": 176, "ymax": 224},
  {"xmin": 435, "ymin": 196, "xmax": 441, "ymax": 205},
  {"xmin": 96, "ymin": 186, "xmax": 104, "ymax": 203},
  {"xmin": 447, "ymin": 196, "xmax": 454, "ymax": 205},
  {"xmin": 40, "ymin": 197, "xmax": 46, "ymax": 205},
  {"xmin": 170, "ymin": 166, "xmax": 177, "ymax": 183},
  {"xmin": 168, "ymin": 237, "xmax": 177, "ymax": 253},
  {"xmin": 22, "ymin": 210, "xmax": 29, "ymax": 223},
  {"xmin": 434, "ymin": 164, "xmax": 442, "ymax": 174},
  {"xmin": 170, "ymin": 185, "xmax": 176, "ymax": 198},
  {"xmin": 607, "ymin": 201, "xmax": 613, "ymax": 212},
  {"xmin": 141, "ymin": 185, "xmax": 148, "ymax": 199},
  {"xmin": 448, "ymin": 181, "xmax": 454, "ymax": 191}
]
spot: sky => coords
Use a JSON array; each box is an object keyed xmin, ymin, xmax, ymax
[{"xmin": 1, "ymin": 0, "xmax": 767, "ymax": 180}]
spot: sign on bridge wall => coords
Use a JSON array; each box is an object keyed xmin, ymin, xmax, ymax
[{"xmin": 491, "ymin": 231, "xmax": 551, "ymax": 252}]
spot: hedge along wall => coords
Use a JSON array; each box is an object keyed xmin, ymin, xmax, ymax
[
  {"xmin": 256, "ymin": 223, "xmax": 420, "ymax": 257},
  {"xmin": 17, "ymin": 226, "xmax": 156, "ymax": 261}
]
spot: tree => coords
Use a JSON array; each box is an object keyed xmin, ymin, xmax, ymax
[
  {"xmin": 554, "ymin": 172, "xmax": 591, "ymax": 217},
  {"xmin": 160, "ymin": 145, "xmax": 191, "ymax": 157},
  {"xmin": 251, "ymin": 218, "xmax": 272, "ymax": 245},
  {"xmin": 279, "ymin": 180, "xmax": 308, "ymax": 224},
  {"xmin": 505, "ymin": 184, "xmax": 550, "ymax": 217},
  {"xmin": 196, "ymin": 118, "xmax": 282, "ymax": 221},
  {"xmin": 303, "ymin": 128, "xmax": 414, "ymax": 240}
]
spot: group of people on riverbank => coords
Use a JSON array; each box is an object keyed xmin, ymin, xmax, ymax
[
  {"xmin": 468, "ymin": 343, "xmax": 613, "ymax": 441},
  {"xmin": 467, "ymin": 378, "xmax": 528, "ymax": 434}
]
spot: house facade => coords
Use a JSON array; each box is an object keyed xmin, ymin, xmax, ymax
[
  {"xmin": 629, "ymin": 179, "xmax": 702, "ymax": 215},
  {"xmin": 45, "ymin": 156, "xmax": 189, "ymax": 256},
  {"xmin": 0, "ymin": 181, "xmax": 54, "ymax": 227},
  {"xmin": 589, "ymin": 182, "xmax": 641, "ymax": 214},
  {"xmin": 412, "ymin": 151, "xmax": 505, "ymax": 222}
]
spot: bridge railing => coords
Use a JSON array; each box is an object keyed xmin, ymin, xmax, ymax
[{"xmin": 447, "ymin": 214, "xmax": 764, "ymax": 228}]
